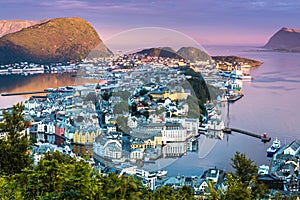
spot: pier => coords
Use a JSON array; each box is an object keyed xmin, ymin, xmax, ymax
[
  {"xmin": 223, "ymin": 127, "xmax": 271, "ymax": 143},
  {"xmin": 1, "ymin": 91, "xmax": 48, "ymax": 96}
]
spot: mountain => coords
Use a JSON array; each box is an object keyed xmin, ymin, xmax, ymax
[
  {"xmin": 136, "ymin": 46, "xmax": 211, "ymax": 62},
  {"xmin": 85, "ymin": 43, "xmax": 113, "ymax": 59},
  {"xmin": 136, "ymin": 47, "xmax": 182, "ymax": 59},
  {"xmin": 0, "ymin": 20, "xmax": 47, "ymax": 37},
  {"xmin": 177, "ymin": 47, "xmax": 212, "ymax": 62},
  {"xmin": 0, "ymin": 17, "xmax": 104, "ymax": 64},
  {"xmin": 264, "ymin": 27, "xmax": 300, "ymax": 52}
]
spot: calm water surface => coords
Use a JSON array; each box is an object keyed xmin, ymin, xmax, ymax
[
  {"xmin": 164, "ymin": 46, "xmax": 300, "ymax": 176},
  {"xmin": 1, "ymin": 46, "xmax": 300, "ymax": 176}
]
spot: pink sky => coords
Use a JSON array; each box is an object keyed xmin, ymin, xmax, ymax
[{"xmin": 0, "ymin": 0, "xmax": 299, "ymax": 45}]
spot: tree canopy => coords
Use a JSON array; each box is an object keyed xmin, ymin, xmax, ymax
[
  {"xmin": 231, "ymin": 151, "xmax": 257, "ymax": 185},
  {"xmin": 206, "ymin": 152, "xmax": 269, "ymax": 200},
  {"xmin": 0, "ymin": 103, "xmax": 32, "ymax": 175}
]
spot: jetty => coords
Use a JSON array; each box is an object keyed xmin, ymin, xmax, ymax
[
  {"xmin": 1, "ymin": 91, "xmax": 48, "ymax": 96},
  {"xmin": 223, "ymin": 127, "xmax": 271, "ymax": 143}
]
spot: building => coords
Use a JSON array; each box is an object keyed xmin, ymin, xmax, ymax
[
  {"xmin": 130, "ymin": 148, "xmax": 144, "ymax": 160},
  {"xmin": 284, "ymin": 140, "xmax": 300, "ymax": 156},
  {"xmin": 104, "ymin": 140, "xmax": 122, "ymax": 159},
  {"xmin": 161, "ymin": 122, "xmax": 187, "ymax": 144},
  {"xmin": 162, "ymin": 142, "xmax": 186, "ymax": 158},
  {"xmin": 73, "ymin": 129, "xmax": 101, "ymax": 144}
]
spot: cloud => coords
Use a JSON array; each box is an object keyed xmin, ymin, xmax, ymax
[{"xmin": 37, "ymin": 0, "xmax": 155, "ymax": 13}]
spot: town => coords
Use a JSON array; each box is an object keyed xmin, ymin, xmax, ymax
[{"xmin": 1, "ymin": 52, "xmax": 299, "ymax": 197}]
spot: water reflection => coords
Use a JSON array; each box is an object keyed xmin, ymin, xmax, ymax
[{"xmin": 0, "ymin": 73, "xmax": 77, "ymax": 108}]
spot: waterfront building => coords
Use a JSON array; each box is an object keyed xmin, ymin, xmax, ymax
[
  {"xmin": 73, "ymin": 129, "xmax": 101, "ymax": 144},
  {"xmin": 162, "ymin": 142, "xmax": 187, "ymax": 158},
  {"xmin": 283, "ymin": 140, "xmax": 300, "ymax": 156},
  {"xmin": 161, "ymin": 122, "xmax": 187, "ymax": 144}
]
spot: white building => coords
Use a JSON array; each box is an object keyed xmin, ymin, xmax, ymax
[
  {"xmin": 162, "ymin": 142, "xmax": 186, "ymax": 158},
  {"xmin": 161, "ymin": 122, "xmax": 187, "ymax": 144},
  {"xmin": 104, "ymin": 140, "xmax": 122, "ymax": 159},
  {"xmin": 284, "ymin": 140, "xmax": 300, "ymax": 156},
  {"xmin": 24, "ymin": 100, "xmax": 41, "ymax": 110},
  {"xmin": 130, "ymin": 148, "xmax": 144, "ymax": 160}
]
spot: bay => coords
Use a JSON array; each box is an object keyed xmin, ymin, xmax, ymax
[
  {"xmin": 164, "ymin": 46, "xmax": 300, "ymax": 176},
  {"xmin": 1, "ymin": 46, "xmax": 300, "ymax": 176}
]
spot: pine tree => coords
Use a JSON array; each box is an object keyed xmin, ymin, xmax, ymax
[{"xmin": 0, "ymin": 103, "xmax": 32, "ymax": 175}]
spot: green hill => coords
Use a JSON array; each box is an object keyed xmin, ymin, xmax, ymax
[
  {"xmin": 136, "ymin": 47, "xmax": 182, "ymax": 59},
  {"xmin": 136, "ymin": 46, "xmax": 212, "ymax": 62},
  {"xmin": 0, "ymin": 17, "xmax": 103, "ymax": 64},
  {"xmin": 177, "ymin": 47, "xmax": 212, "ymax": 62}
]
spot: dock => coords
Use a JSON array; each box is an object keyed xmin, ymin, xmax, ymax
[
  {"xmin": 1, "ymin": 91, "xmax": 48, "ymax": 96},
  {"xmin": 223, "ymin": 127, "xmax": 271, "ymax": 143}
]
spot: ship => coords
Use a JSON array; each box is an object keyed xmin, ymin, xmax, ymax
[
  {"xmin": 226, "ymin": 93, "xmax": 244, "ymax": 102},
  {"xmin": 224, "ymin": 78, "xmax": 244, "ymax": 102},
  {"xmin": 267, "ymin": 138, "xmax": 281, "ymax": 157}
]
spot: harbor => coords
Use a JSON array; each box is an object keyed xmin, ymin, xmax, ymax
[{"xmin": 0, "ymin": 46, "xmax": 299, "ymax": 195}]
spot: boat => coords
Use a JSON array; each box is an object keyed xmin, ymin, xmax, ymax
[
  {"xmin": 267, "ymin": 138, "xmax": 281, "ymax": 157},
  {"xmin": 224, "ymin": 79, "xmax": 244, "ymax": 102},
  {"xmin": 241, "ymin": 73, "xmax": 252, "ymax": 81},
  {"xmin": 226, "ymin": 93, "xmax": 244, "ymax": 102}
]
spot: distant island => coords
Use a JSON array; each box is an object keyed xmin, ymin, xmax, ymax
[
  {"xmin": 212, "ymin": 56, "xmax": 263, "ymax": 68},
  {"xmin": 0, "ymin": 17, "xmax": 110, "ymax": 64},
  {"xmin": 264, "ymin": 27, "xmax": 300, "ymax": 52}
]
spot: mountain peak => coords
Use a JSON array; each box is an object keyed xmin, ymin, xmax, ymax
[
  {"xmin": 280, "ymin": 27, "xmax": 300, "ymax": 33},
  {"xmin": 0, "ymin": 17, "xmax": 104, "ymax": 64},
  {"xmin": 264, "ymin": 27, "xmax": 300, "ymax": 51}
]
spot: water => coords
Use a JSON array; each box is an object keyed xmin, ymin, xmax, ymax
[
  {"xmin": 164, "ymin": 46, "xmax": 300, "ymax": 176},
  {"xmin": 0, "ymin": 73, "xmax": 76, "ymax": 108},
  {"xmin": 1, "ymin": 47, "xmax": 300, "ymax": 176}
]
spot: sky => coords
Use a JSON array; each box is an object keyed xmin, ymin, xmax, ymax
[{"xmin": 0, "ymin": 0, "xmax": 299, "ymax": 45}]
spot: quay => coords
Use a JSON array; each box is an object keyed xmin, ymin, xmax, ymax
[
  {"xmin": 223, "ymin": 127, "xmax": 271, "ymax": 143},
  {"xmin": 1, "ymin": 91, "xmax": 48, "ymax": 96}
]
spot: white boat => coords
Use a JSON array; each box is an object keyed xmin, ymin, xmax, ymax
[
  {"xmin": 241, "ymin": 74, "xmax": 252, "ymax": 80},
  {"xmin": 226, "ymin": 93, "xmax": 244, "ymax": 102},
  {"xmin": 267, "ymin": 138, "xmax": 281, "ymax": 157}
]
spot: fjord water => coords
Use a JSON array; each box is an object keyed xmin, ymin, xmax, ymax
[
  {"xmin": 164, "ymin": 46, "xmax": 300, "ymax": 176},
  {"xmin": 1, "ymin": 46, "xmax": 300, "ymax": 176},
  {"xmin": 0, "ymin": 73, "xmax": 77, "ymax": 108}
]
